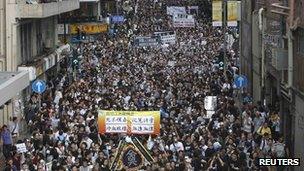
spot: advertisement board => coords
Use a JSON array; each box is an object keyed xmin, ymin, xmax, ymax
[
  {"xmin": 98, "ymin": 110, "xmax": 160, "ymax": 135},
  {"xmin": 212, "ymin": 0, "xmax": 222, "ymax": 27},
  {"xmin": 111, "ymin": 15, "xmax": 125, "ymax": 24}
]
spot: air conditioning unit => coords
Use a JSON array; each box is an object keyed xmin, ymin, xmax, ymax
[{"xmin": 271, "ymin": 48, "xmax": 288, "ymax": 70}]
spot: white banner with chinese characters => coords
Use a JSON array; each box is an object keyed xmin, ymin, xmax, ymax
[
  {"xmin": 98, "ymin": 110, "xmax": 160, "ymax": 135},
  {"xmin": 166, "ymin": 6, "xmax": 187, "ymax": 15},
  {"xmin": 173, "ymin": 14, "xmax": 195, "ymax": 28}
]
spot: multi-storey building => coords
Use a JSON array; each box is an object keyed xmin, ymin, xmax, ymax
[
  {"xmin": 241, "ymin": 1, "xmax": 304, "ymax": 170},
  {"xmin": 0, "ymin": 0, "xmax": 79, "ymax": 125}
]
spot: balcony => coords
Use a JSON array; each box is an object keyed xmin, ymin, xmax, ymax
[{"xmin": 17, "ymin": 0, "xmax": 80, "ymax": 18}]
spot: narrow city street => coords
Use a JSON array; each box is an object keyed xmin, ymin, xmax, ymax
[{"xmin": 0, "ymin": 0, "xmax": 303, "ymax": 171}]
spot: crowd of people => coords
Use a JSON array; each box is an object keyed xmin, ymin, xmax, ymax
[{"xmin": 1, "ymin": 0, "xmax": 289, "ymax": 170}]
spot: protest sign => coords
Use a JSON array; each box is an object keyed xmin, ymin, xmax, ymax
[
  {"xmin": 166, "ymin": 6, "xmax": 186, "ymax": 15},
  {"xmin": 212, "ymin": 0, "xmax": 222, "ymax": 27},
  {"xmin": 187, "ymin": 6, "xmax": 199, "ymax": 15},
  {"xmin": 15, "ymin": 143, "xmax": 27, "ymax": 153},
  {"xmin": 204, "ymin": 96, "xmax": 217, "ymax": 111},
  {"xmin": 173, "ymin": 14, "xmax": 195, "ymax": 28},
  {"xmin": 153, "ymin": 31, "xmax": 176, "ymax": 44},
  {"xmin": 134, "ymin": 36, "xmax": 159, "ymax": 47},
  {"xmin": 98, "ymin": 110, "xmax": 160, "ymax": 135}
]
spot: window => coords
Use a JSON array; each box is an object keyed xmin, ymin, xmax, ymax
[
  {"xmin": 20, "ymin": 23, "xmax": 32, "ymax": 64},
  {"xmin": 298, "ymin": 28, "xmax": 304, "ymax": 54}
]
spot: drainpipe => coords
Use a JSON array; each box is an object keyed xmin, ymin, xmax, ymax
[
  {"xmin": 259, "ymin": 8, "xmax": 265, "ymax": 102},
  {"xmin": 287, "ymin": 0, "xmax": 294, "ymax": 92}
]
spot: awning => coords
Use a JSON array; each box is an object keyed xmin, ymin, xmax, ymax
[
  {"xmin": 18, "ymin": 44, "xmax": 71, "ymax": 81},
  {"xmin": 0, "ymin": 71, "xmax": 29, "ymax": 106}
]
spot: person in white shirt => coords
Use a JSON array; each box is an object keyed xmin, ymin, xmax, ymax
[
  {"xmin": 169, "ymin": 137, "xmax": 184, "ymax": 152},
  {"xmin": 9, "ymin": 117, "xmax": 19, "ymax": 138},
  {"xmin": 53, "ymin": 90, "xmax": 62, "ymax": 106},
  {"xmin": 82, "ymin": 134, "xmax": 93, "ymax": 149}
]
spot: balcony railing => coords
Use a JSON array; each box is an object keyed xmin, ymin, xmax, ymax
[{"xmin": 17, "ymin": 0, "xmax": 80, "ymax": 18}]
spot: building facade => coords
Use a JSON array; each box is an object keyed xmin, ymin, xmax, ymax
[
  {"xmin": 241, "ymin": 0, "xmax": 304, "ymax": 170},
  {"xmin": 0, "ymin": 0, "xmax": 79, "ymax": 125}
]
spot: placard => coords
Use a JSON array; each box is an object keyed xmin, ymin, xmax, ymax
[
  {"xmin": 134, "ymin": 37, "xmax": 159, "ymax": 47},
  {"xmin": 166, "ymin": 6, "xmax": 186, "ymax": 15},
  {"xmin": 212, "ymin": 0, "xmax": 222, "ymax": 27},
  {"xmin": 15, "ymin": 143, "xmax": 27, "ymax": 153},
  {"xmin": 153, "ymin": 31, "xmax": 176, "ymax": 44},
  {"xmin": 187, "ymin": 6, "xmax": 199, "ymax": 15},
  {"xmin": 173, "ymin": 14, "xmax": 195, "ymax": 28},
  {"xmin": 204, "ymin": 96, "xmax": 217, "ymax": 111},
  {"xmin": 98, "ymin": 110, "xmax": 160, "ymax": 135}
]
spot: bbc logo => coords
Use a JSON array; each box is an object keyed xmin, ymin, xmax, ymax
[{"xmin": 259, "ymin": 158, "xmax": 300, "ymax": 166}]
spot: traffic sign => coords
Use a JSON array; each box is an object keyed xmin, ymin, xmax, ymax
[
  {"xmin": 32, "ymin": 80, "xmax": 46, "ymax": 94},
  {"xmin": 234, "ymin": 75, "xmax": 248, "ymax": 88}
]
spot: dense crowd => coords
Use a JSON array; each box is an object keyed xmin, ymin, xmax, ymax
[{"xmin": 1, "ymin": 0, "xmax": 288, "ymax": 171}]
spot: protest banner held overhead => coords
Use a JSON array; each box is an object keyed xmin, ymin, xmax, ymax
[
  {"xmin": 212, "ymin": 0, "xmax": 240, "ymax": 27},
  {"xmin": 212, "ymin": 0, "xmax": 222, "ymax": 27},
  {"xmin": 153, "ymin": 31, "xmax": 176, "ymax": 44},
  {"xmin": 133, "ymin": 36, "xmax": 159, "ymax": 47},
  {"xmin": 173, "ymin": 14, "xmax": 195, "ymax": 28},
  {"xmin": 98, "ymin": 110, "xmax": 160, "ymax": 135},
  {"xmin": 166, "ymin": 6, "xmax": 187, "ymax": 16}
]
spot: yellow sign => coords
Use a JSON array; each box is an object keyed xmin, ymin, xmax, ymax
[
  {"xmin": 98, "ymin": 110, "xmax": 161, "ymax": 135},
  {"xmin": 70, "ymin": 23, "xmax": 108, "ymax": 34},
  {"xmin": 212, "ymin": 0, "xmax": 222, "ymax": 26},
  {"xmin": 227, "ymin": 1, "xmax": 238, "ymax": 21}
]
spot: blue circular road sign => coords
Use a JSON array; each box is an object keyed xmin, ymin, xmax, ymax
[
  {"xmin": 234, "ymin": 75, "xmax": 248, "ymax": 88},
  {"xmin": 31, "ymin": 80, "xmax": 46, "ymax": 94}
]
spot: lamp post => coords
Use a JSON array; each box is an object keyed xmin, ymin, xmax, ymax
[{"xmin": 222, "ymin": 0, "xmax": 227, "ymax": 77}]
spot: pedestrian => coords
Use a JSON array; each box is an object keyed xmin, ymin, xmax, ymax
[{"xmin": 1, "ymin": 125, "xmax": 13, "ymax": 159}]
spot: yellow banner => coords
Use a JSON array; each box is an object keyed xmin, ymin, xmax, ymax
[
  {"xmin": 98, "ymin": 110, "xmax": 161, "ymax": 135},
  {"xmin": 70, "ymin": 23, "xmax": 108, "ymax": 34},
  {"xmin": 227, "ymin": 1, "xmax": 238, "ymax": 21},
  {"xmin": 212, "ymin": 0, "xmax": 222, "ymax": 22}
]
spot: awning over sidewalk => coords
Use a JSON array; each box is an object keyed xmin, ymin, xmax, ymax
[
  {"xmin": 18, "ymin": 44, "xmax": 71, "ymax": 81},
  {"xmin": 0, "ymin": 71, "xmax": 29, "ymax": 106}
]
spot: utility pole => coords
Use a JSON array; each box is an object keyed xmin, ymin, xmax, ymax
[
  {"xmin": 63, "ymin": 17, "xmax": 67, "ymax": 44},
  {"xmin": 116, "ymin": 0, "xmax": 119, "ymax": 15},
  {"xmin": 222, "ymin": 0, "xmax": 227, "ymax": 77}
]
